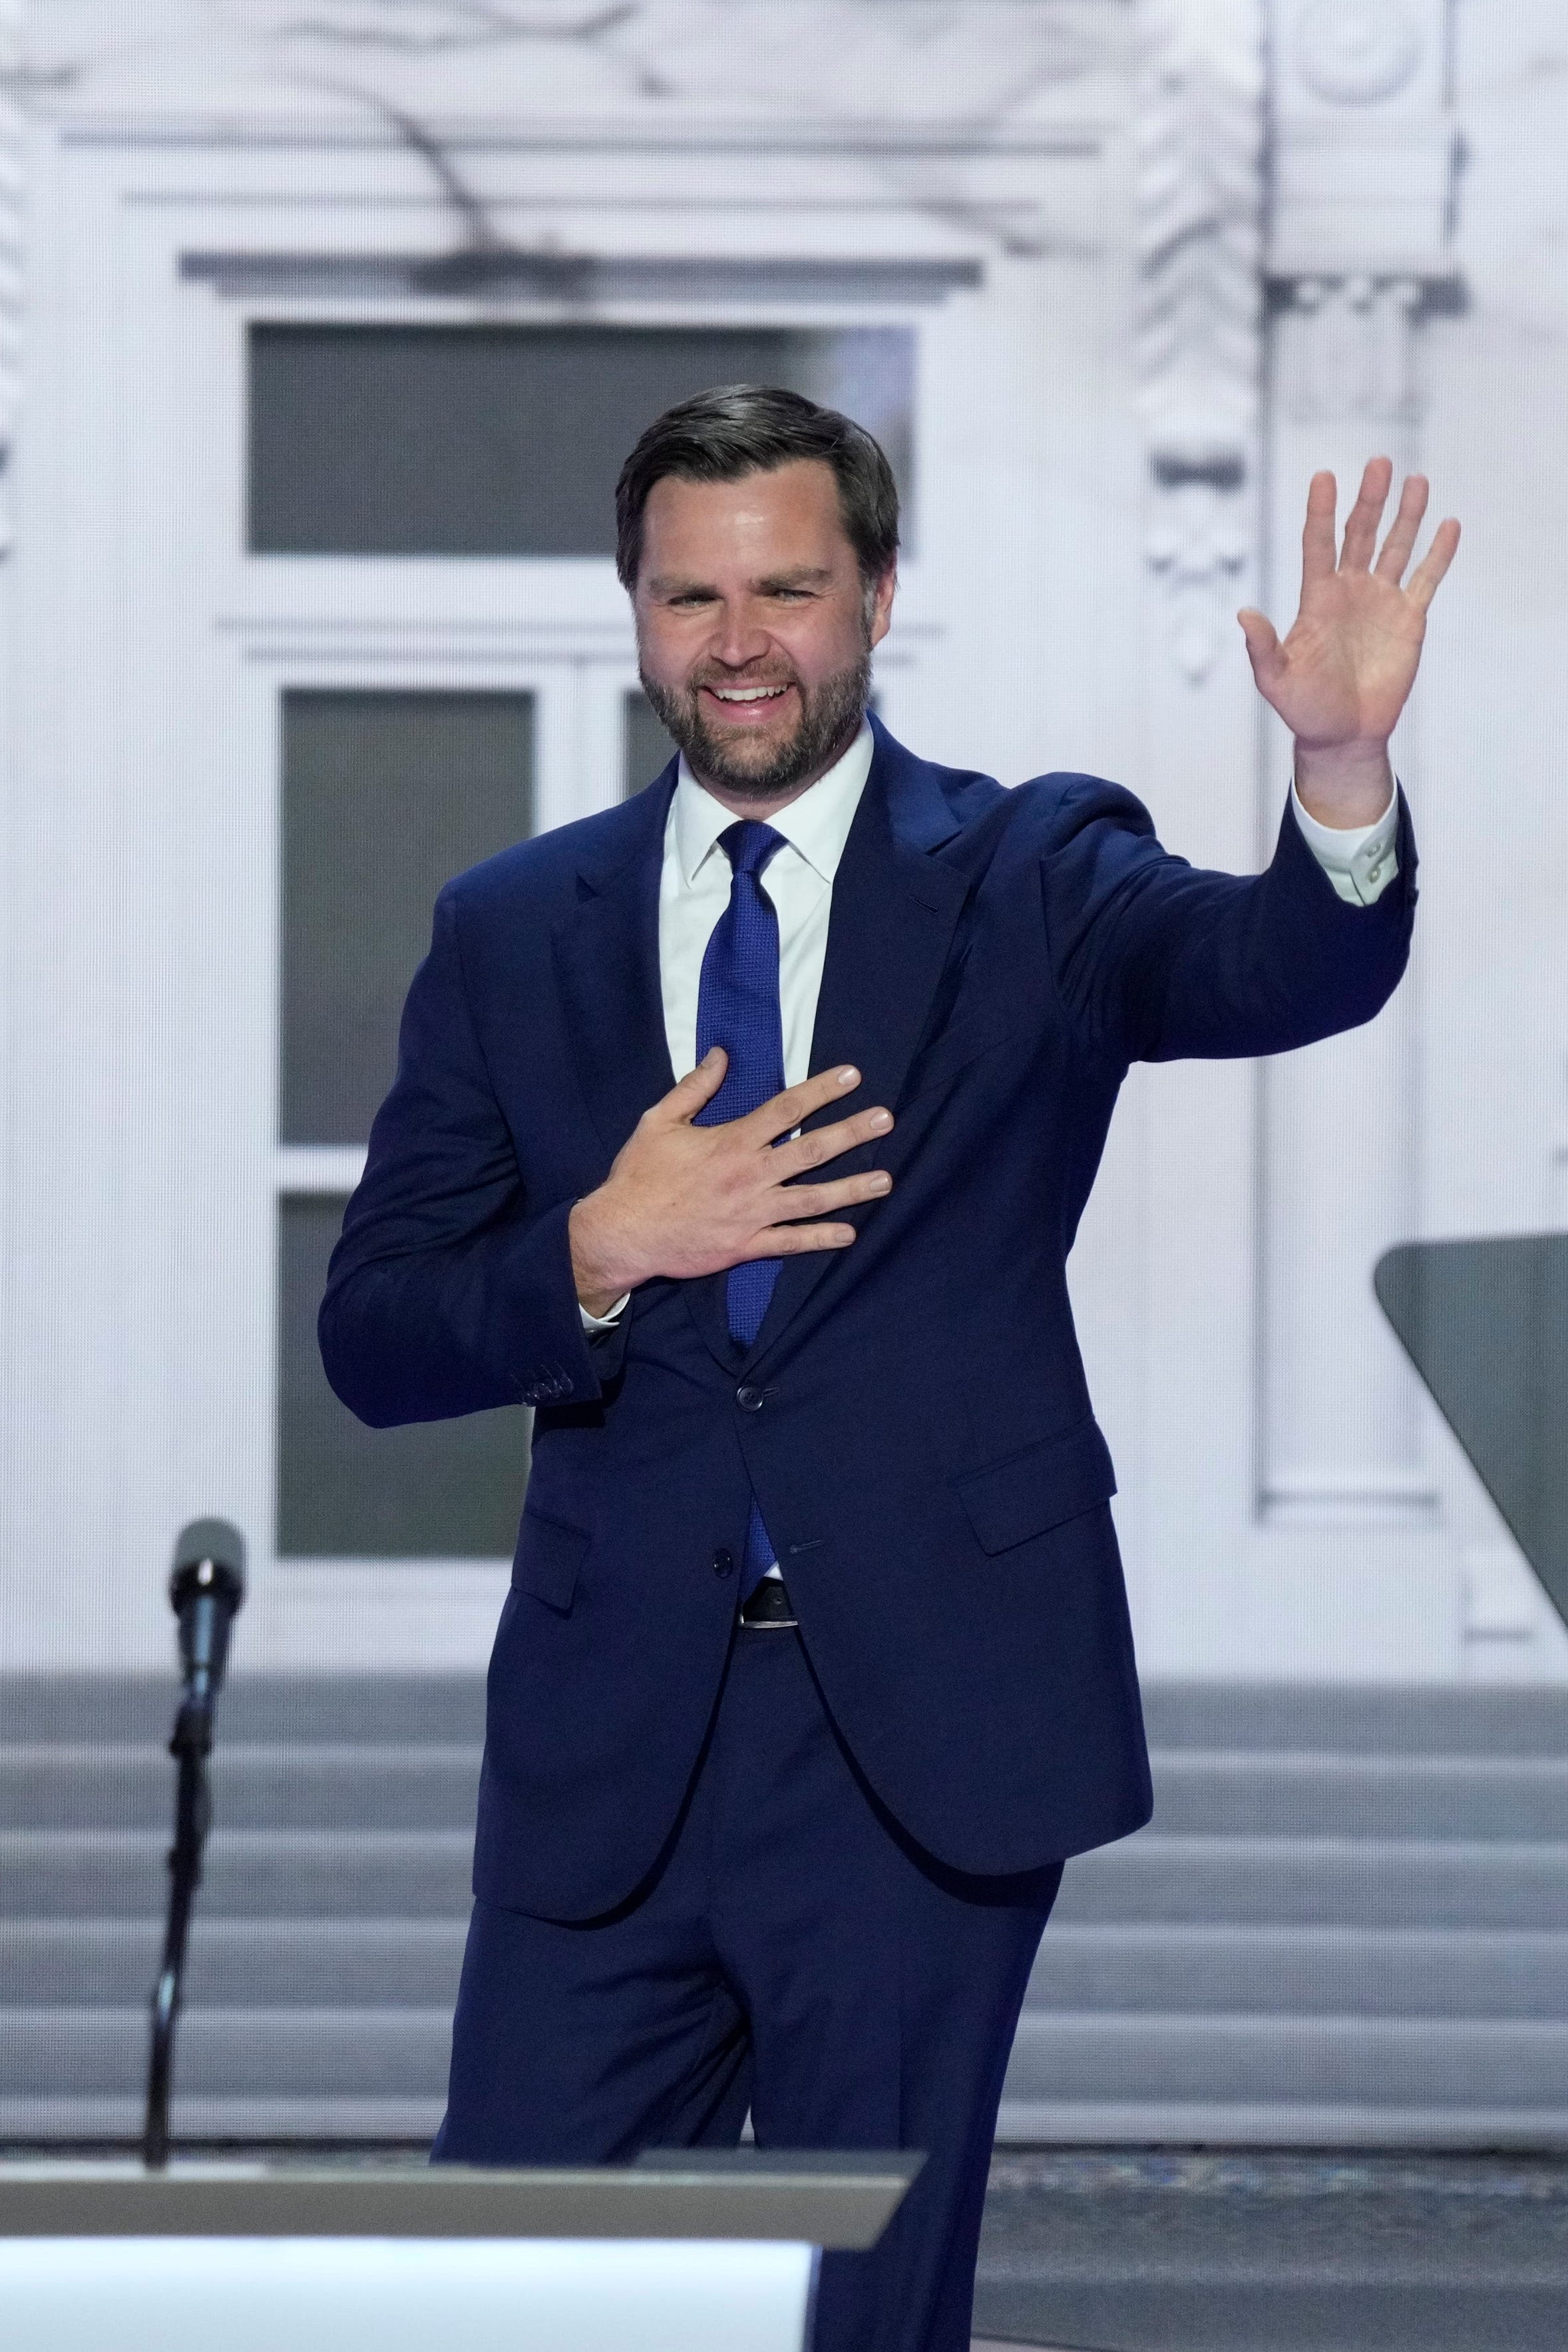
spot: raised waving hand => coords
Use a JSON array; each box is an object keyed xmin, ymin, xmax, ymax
[{"xmin": 1238, "ymin": 458, "xmax": 1460, "ymax": 826}]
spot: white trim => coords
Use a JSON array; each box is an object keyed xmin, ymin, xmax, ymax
[{"xmin": 276, "ymin": 1147, "xmax": 367, "ymax": 1196}]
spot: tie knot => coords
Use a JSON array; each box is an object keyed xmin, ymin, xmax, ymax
[{"xmin": 719, "ymin": 820, "xmax": 785, "ymax": 879}]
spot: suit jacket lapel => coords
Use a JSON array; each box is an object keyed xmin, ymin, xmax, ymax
[
  {"xmin": 552, "ymin": 763, "xmax": 739, "ymax": 1373},
  {"xmin": 552, "ymin": 768, "xmax": 677, "ymax": 1166},
  {"xmin": 748, "ymin": 722, "xmax": 968, "ymax": 1362}
]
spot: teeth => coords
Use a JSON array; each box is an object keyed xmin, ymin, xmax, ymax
[{"xmin": 712, "ymin": 686, "xmax": 787, "ymax": 702}]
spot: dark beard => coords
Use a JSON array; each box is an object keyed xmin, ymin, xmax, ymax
[{"xmin": 640, "ymin": 650, "xmax": 871, "ymax": 802}]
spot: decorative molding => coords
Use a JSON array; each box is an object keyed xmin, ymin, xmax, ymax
[
  {"xmin": 216, "ymin": 0, "xmax": 1115, "ymax": 99},
  {"xmin": 1261, "ymin": 1469, "xmax": 1441, "ymax": 1530},
  {"xmin": 1275, "ymin": 270, "xmax": 1427, "ymax": 425},
  {"xmin": 218, "ymin": 3, "xmax": 645, "ymax": 57},
  {"xmin": 1461, "ymin": 1542, "xmax": 1541, "ymax": 1650},
  {"xmin": 0, "ymin": 0, "xmax": 24, "ymax": 551},
  {"xmin": 1135, "ymin": 0, "xmax": 1265, "ymax": 684},
  {"xmin": 275, "ymin": 1146, "xmax": 368, "ymax": 1195},
  {"xmin": 1267, "ymin": 0, "xmax": 1456, "ymax": 280},
  {"xmin": 1256, "ymin": 15, "xmax": 1457, "ymax": 1550},
  {"xmin": 1267, "ymin": 6, "xmax": 1458, "ymax": 433},
  {"xmin": 27, "ymin": 3, "xmax": 1125, "ymax": 295},
  {"xmin": 33, "ymin": 3, "xmax": 1123, "ymax": 139},
  {"xmin": 1293, "ymin": 0, "xmax": 1423, "ymax": 108},
  {"xmin": 180, "ymin": 250, "xmax": 983, "ymax": 304}
]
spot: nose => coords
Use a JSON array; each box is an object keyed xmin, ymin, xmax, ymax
[{"xmin": 706, "ymin": 597, "xmax": 774, "ymax": 672}]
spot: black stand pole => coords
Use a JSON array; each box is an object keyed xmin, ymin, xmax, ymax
[
  {"xmin": 142, "ymin": 1694, "xmax": 214, "ymax": 2171},
  {"xmin": 142, "ymin": 1518, "xmax": 246, "ymax": 2172}
]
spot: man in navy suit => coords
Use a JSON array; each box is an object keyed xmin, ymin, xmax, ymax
[{"xmin": 321, "ymin": 387, "xmax": 1458, "ymax": 2350}]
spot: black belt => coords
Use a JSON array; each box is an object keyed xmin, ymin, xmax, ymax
[{"xmin": 738, "ymin": 1577, "xmax": 799, "ymax": 1630}]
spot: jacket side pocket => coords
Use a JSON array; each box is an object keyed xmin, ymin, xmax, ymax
[
  {"xmin": 952, "ymin": 1417, "xmax": 1117, "ymax": 1556},
  {"xmin": 511, "ymin": 1506, "xmax": 591, "ymax": 1612}
]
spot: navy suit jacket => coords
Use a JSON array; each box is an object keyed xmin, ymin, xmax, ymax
[{"xmin": 321, "ymin": 716, "xmax": 1416, "ymax": 1921}]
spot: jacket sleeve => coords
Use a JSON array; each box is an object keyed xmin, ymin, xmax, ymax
[
  {"xmin": 1040, "ymin": 773, "xmax": 1418, "ymax": 1067},
  {"xmin": 318, "ymin": 885, "xmax": 621, "ymax": 1429}
]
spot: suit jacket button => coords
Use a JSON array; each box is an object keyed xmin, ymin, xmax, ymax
[
  {"xmin": 735, "ymin": 1385, "xmax": 764, "ymax": 1411},
  {"xmin": 712, "ymin": 1548, "xmax": 735, "ymax": 1579}
]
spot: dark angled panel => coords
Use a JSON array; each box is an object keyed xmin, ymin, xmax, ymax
[
  {"xmin": 1376, "ymin": 1234, "xmax": 1568, "ymax": 1631},
  {"xmin": 280, "ymin": 690, "xmax": 533, "ymax": 1146},
  {"xmin": 278, "ymin": 1194, "xmax": 530, "ymax": 1559}
]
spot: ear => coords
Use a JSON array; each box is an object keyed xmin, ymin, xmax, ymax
[{"xmin": 867, "ymin": 564, "xmax": 898, "ymax": 650}]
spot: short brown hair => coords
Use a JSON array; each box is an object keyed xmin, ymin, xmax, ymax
[{"xmin": 615, "ymin": 383, "xmax": 900, "ymax": 590}]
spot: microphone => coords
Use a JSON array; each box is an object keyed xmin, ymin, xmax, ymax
[
  {"xmin": 169, "ymin": 1517, "xmax": 246, "ymax": 1712},
  {"xmin": 145, "ymin": 1515, "xmax": 247, "ymax": 2170}
]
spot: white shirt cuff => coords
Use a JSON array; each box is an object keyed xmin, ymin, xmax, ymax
[
  {"xmin": 580, "ymin": 1295, "xmax": 630, "ymax": 1331},
  {"xmin": 1290, "ymin": 778, "xmax": 1400, "ymax": 907}
]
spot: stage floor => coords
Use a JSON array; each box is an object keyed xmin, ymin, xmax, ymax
[{"xmin": 971, "ymin": 2147, "xmax": 1568, "ymax": 2351}]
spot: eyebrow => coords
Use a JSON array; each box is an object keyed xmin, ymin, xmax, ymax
[
  {"xmin": 755, "ymin": 567, "xmax": 834, "ymax": 592},
  {"xmin": 646, "ymin": 565, "xmax": 837, "ymax": 597}
]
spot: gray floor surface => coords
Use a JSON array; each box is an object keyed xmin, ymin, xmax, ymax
[{"xmin": 972, "ymin": 2148, "xmax": 1568, "ymax": 2351}]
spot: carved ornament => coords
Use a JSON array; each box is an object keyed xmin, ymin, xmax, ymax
[{"xmin": 1135, "ymin": 0, "xmax": 1265, "ymax": 684}]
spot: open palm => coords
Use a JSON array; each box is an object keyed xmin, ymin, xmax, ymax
[{"xmin": 1239, "ymin": 459, "xmax": 1460, "ymax": 751}]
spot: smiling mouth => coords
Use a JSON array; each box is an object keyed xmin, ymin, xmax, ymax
[{"xmin": 701, "ymin": 682, "xmax": 794, "ymax": 709}]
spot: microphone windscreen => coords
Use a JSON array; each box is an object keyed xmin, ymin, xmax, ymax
[{"xmin": 170, "ymin": 1517, "xmax": 247, "ymax": 1593}]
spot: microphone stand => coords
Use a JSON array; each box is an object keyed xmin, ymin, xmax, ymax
[
  {"xmin": 142, "ymin": 1692, "xmax": 214, "ymax": 2171},
  {"xmin": 142, "ymin": 1521, "xmax": 246, "ymax": 2172}
]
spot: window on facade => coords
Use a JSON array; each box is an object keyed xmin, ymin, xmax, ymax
[
  {"xmin": 624, "ymin": 688, "xmax": 680, "ymax": 799},
  {"xmin": 276, "ymin": 688, "xmax": 536, "ymax": 1558},
  {"xmin": 281, "ymin": 690, "xmax": 535, "ymax": 1144},
  {"xmin": 248, "ymin": 324, "xmax": 915, "ymax": 557},
  {"xmin": 278, "ymin": 1194, "xmax": 531, "ymax": 1558}
]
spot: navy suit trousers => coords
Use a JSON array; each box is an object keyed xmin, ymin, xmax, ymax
[{"xmin": 434, "ymin": 1622, "xmax": 1061, "ymax": 2352}]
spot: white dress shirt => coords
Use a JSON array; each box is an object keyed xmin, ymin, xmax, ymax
[
  {"xmin": 1290, "ymin": 779, "xmax": 1400, "ymax": 905},
  {"xmin": 580, "ymin": 732, "xmax": 1400, "ymax": 1337},
  {"xmin": 659, "ymin": 721, "xmax": 877, "ymax": 1090}
]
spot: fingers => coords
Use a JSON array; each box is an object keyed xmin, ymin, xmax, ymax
[
  {"xmin": 1299, "ymin": 459, "xmax": 1458, "ymax": 607},
  {"xmin": 1405, "ymin": 515, "xmax": 1462, "ymax": 613},
  {"xmin": 745, "ymin": 1062, "xmax": 865, "ymax": 1144},
  {"xmin": 664, "ymin": 1047, "xmax": 728, "ymax": 1122},
  {"xmin": 775, "ymin": 1103, "xmax": 894, "ymax": 1176},
  {"xmin": 1338, "ymin": 456, "xmax": 1394, "ymax": 572},
  {"xmin": 767, "ymin": 1170, "xmax": 892, "ymax": 1221},
  {"xmin": 1300, "ymin": 470, "xmax": 1339, "ymax": 585},
  {"xmin": 1372, "ymin": 471, "xmax": 1430, "ymax": 583},
  {"xmin": 750, "ymin": 1222, "xmax": 859, "ymax": 1256}
]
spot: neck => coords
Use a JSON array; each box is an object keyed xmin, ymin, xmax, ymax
[{"xmin": 687, "ymin": 712, "xmax": 865, "ymax": 822}]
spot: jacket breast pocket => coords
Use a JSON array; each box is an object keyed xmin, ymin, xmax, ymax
[
  {"xmin": 511, "ymin": 1505, "xmax": 591, "ymax": 1612},
  {"xmin": 952, "ymin": 1417, "xmax": 1117, "ymax": 1556}
]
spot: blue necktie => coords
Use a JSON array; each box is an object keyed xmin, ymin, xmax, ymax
[{"xmin": 695, "ymin": 821, "xmax": 786, "ymax": 1597}]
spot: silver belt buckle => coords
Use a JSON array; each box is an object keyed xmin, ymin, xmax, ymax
[{"xmin": 741, "ymin": 1580, "xmax": 799, "ymax": 1630}]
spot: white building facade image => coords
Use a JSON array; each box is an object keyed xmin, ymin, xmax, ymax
[{"xmin": 2, "ymin": 0, "xmax": 1567, "ymax": 2148}]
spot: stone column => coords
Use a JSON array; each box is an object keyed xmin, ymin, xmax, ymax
[
  {"xmin": 1121, "ymin": 0, "xmax": 1268, "ymax": 1651},
  {"xmin": 1257, "ymin": 0, "xmax": 1458, "ymax": 1527}
]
